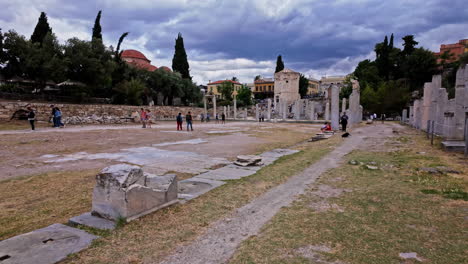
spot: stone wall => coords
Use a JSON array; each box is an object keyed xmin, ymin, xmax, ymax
[
  {"xmin": 406, "ymin": 64, "xmax": 468, "ymax": 140},
  {"xmin": 0, "ymin": 100, "xmax": 205, "ymax": 124}
]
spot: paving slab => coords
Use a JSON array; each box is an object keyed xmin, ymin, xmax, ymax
[
  {"xmin": 69, "ymin": 212, "xmax": 116, "ymax": 230},
  {"xmin": 0, "ymin": 223, "xmax": 98, "ymax": 264},
  {"xmin": 178, "ymin": 177, "xmax": 226, "ymax": 201},
  {"xmin": 259, "ymin": 149, "xmax": 299, "ymax": 158},
  {"xmin": 196, "ymin": 166, "xmax": 257, "ymax": 181},
  {"xmin": 441, "ymin": 140, "xmax": 465, "ymax": 152}
]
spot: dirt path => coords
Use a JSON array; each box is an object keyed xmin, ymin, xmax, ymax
[{"xmin": 160, "ymin": 123, "xmax": 398, "ymax": 264}]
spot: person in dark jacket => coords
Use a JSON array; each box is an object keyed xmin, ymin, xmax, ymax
[
  {"xmin": 186, "ymin": 111, "xmax": 193, "ymax": 131},
  {"xmin": 176, "ymin": 113, "xmax": 183, "ymax": 131},
  {"xmin": 340, "ymin": 113, "xmax": 349, "ymax": 131},
  {"xmin": 50, "ymin": 105, "xmax": 57, "ymax": 127},
  {"xmin": 27, "ymin": 107, "xmax": 36, "ymax": 131}
]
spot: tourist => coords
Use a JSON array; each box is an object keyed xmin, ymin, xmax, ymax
[
  {"xmin": 321, "ymin": 122, "xmax": 332, "ymax": 132},
  {"xmin": 176, "ymin": 113, "xmax": 183, "ymax": 131},
  {"xmin": 186, "ymin": 111, "xmax": 193, "ymax": 131},
  {"xmin": 215, "ymin": 113, "xmax": 219, "ymax": 124},
  {"xmin": 146, "ymin": 109, "xmax": 153, "ymax": 128},
  {"xmin": 140, "ymin": 108, "xmax": 147, "ymax": 128},
  {"xmin": 206, "ymin": 113, "xmax": 210, "ymax": 122},
  {"xmin": 50, "ymin": 105, "xmax": 57, "ymax": 127},
  {"xmin": 381, "ymin": 113, "xmax": 386, "ymax": 123},
  {"xmin": 340, "ymin": 113, "xmax": 349, "ymax": 131},
  {"xmin": 54, "ymin": 107, "xmax": 64, "ymax": 128},
  {"xmin": 27, "ymin": 106, "xmax": 35, "ymax": 131},
  {"xmin": 221, "ymin": 113, "xmax": 226, "ymax": 124},
  {"xmin": 200, "ymin": 113, "xmax": 205, "ymax": 122}
]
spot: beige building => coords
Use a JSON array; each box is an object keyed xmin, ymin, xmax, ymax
[
  {"xmin": 253, "ymin": 78, "xmax": 274, "ymax": 98},
  {"xmin": 207, "ymin": 80, "xmax": 243, "ymax": 99},
  {"xmin": 308, "ymin": 77, "xmax": 320, "ymax": 95},
  {"xmin": 319, "ymin": 75, "xmax": 347, "ymax": 94},
  {"xmin": 274, "ymin": 68, "xmax": 300, "ymax": 104}
]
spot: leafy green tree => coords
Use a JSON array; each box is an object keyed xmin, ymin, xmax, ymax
[
  {"xmin": 31, "ymin": 12, "xmax": 52, "ymax": 45},
  {"xmin": 0, "ymin": 28, "xmax": 4, "ymax": 64},
  {"xmin": 299, "ymin": 74, "xmax": 309, "ymax": 97},
  {"xmin": 402, "ymin": 47, "xmax": 437, "ymax": 92},
  {"xmin": 26, "ymin": 32, "xmax": 65, "ymax": 90},
  {"xmin": 232, "ymin": 76, "xmax": 239, "ymax": 82},
  {"xmin": 236, "ymin": 85, "xmax": 253, "ymax": 107},
  {"xmin": 179, "ymin": 78, "xmax": 202, "ymax": 105},
  {"xmin": 218, "ymin": 81, "xmax": 234, "ymax": 102},
  {"xmin": 92, "ymin": 10, "xmax": 103, "ymax": 41},
  {"xmin": 275, "ymin": 55, "xmax": 284, "ymax": 73},
  {"xmin": 389, "ymin": 33, "xmax": 394, "ymax": 49},
  {"xmin": 254, "ymin": 75, "xmax": 261, "ymax": 81},
  {"xmin": 113, "ymin": 78, "xmax": 145, "ymax": 105},
  {"xmin": 172, "ymin": 33, "xmax": 190, "ymax": 79},
  {"xmin": 402, "ymin": 35, "xmax": 418, "ymax": 56},
  {"xmin": 1, "ymin": 30, "xmax": 30, "ymax": 79},
  {"xmin": 354, "ymin": 60, "xmax": 382, "ymax": 88}
]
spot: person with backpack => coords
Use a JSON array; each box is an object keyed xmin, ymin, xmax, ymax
[
  {"xmin": 186, "ymin": 111, "xmax": 193, "ymax": 131},
  {"xmin": 176, "ymin": 113, "xmax": 183, "ymax": 131},
  {"xmin": 27, "ymin": 106, "xmax": 36, "ymax": 131},
  {"xmin": 340, "ymin": 113, "xmax": 349, "ymax": 131}
]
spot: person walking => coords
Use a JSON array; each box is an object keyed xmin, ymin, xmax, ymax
[
  {"xmin": 186, "ymin": 111, "xmax": 193, "ymax": 131},
  {"xmin": 54, "ymin": 107, "xmax": 65, "ymax": 128},
  {"xmin": 140, "ymin": 108, "xmax": 147, "ymax": 128},
  {"xmin": 176, "ymin": 113, "xmax": 183, "ymax": 131},
  {"xmin": 200, "ymin": 113, "xmax": 205, "ymax": 122},
  {"xmin": 50, "ymin": 105, "xmax": 57, "ymax": 127},
  {"xmin": 206, "ymin": 113, "xmax": 210, "ymax": 122},
  {"xmin": 381, "ymin": 114, "xmax": 386, "ymax": 124},
  {"xmin": 215, "ymin": 113, "xmax": 219, "ymax": 124},
  {"xmin": 27, "ymin": 106, "xmax": 36, "ymax": 131},
  {"xmin": 340, "ymin": 113, "xmax": 349, "ymax": 131},
  {"xmin": 146, "ymin": 109, "xmax": 153, "ymax": 128},
  {"xmin": 221, "ymin": 113, "xmax": 226, "ymax": 124}
]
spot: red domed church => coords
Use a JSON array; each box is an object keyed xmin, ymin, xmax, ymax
[{"xmin": 120, "ymin": 49, "xmax": 172, "ymax": 72}]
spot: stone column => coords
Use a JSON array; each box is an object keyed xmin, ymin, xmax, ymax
[
  {"xmin": 402, "ymin": 109, "xmax": 407, "ymax": 123},
  {"xmin": 244, "ymin": 108, "xmax": 247, "ymax": 120},
  {"xmin": 203, "ymin": 96, "xmax": 207, "ymax": 116},
  {"xmin": 409, "ymin": 106, "xmax": 414, "ymax": 126},
  {"xmin": 227, "ymin": 105, "xmax": 231, "ymax": 119},
  {"xmin": 267, "ymin": 98, "xmax": 272, "ymax": 121},
  {"xmin": 325, "ymin": 102, "xmax": 330, "ymax": 121},
  {"xmin": 223, "ymin": 106, "xmax": 227, "ymax": 118},
  {"xmin": 281, "ymin": 101, "xmax": 288, "ymax": 120},
  {"xmin": 342, "ymin": 98, "xmax": 347, "ymax": 115},
  {"xmin": 309, "ymin": 101, "xmax": 315, "ymax": 120},
  {"xmin": 331, "ymin": 84, "xmax": 339, "ymax": 130},
  {"xmin": 294, "ymin": 101, "xmax": 300, "ymax": 120},
  {"xmin": 233, "ymin": 96, "xmax": 237, "ymax": 120},
  {"xmin": 255, "ymin": 104, "xmax": 259, "ymax": 121},
  {"xmin": 213, "ymin": 96, "xmax": 217, "ymax": 118}
]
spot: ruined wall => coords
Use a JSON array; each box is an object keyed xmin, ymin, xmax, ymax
[
  {"xmin": 0, "ymin": 101, "xmax": 205, "ymax": 124},
  {"xmin": 407, "ymin": 64, "xmax": 468, "ymax": 140}
]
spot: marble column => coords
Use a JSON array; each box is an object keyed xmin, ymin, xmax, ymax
[
  {"xmin": 294, "ymin": 101, "xmax": 301, "ymax": 120},
  {"xmin": 325, "ymin": 102, "xmax": 330, "ymax": 121},
  {"xmin": 267, "ymin": 99, "xmax": 272, "ymax": 121},
  {"xmin": 244, "ymin": 108, "xmax": 247, "ymax": 120},
  {"xmin": 213, "ymin": 96, "xmax": 217, "ymax": 118},
  {"xmin": 341, "ymin": 98, "xmax": 347, "ymax": 115},
  {"xmin": 223, "ymin": 106, "xmax": 227, "ymax": 118},
  {"xmin": 233, "ymin": 96, "xmax": 237, "ymax": 120},
  {"xmin": 255, "ymin": 104, "xmax": 259, "ymax": 121},
  {"xmin": 309, "ymin": 101, "xmax": 315, "ymax": 120},
  {"xmin": 331, "ymin": 85, "xmax": 339, "ymax": 130},
  {"xmin": 402, "ymin": 109, "xmax": 407, "ymax": 123},
  {"xmin": 227, "ymin": 105, "xmax": 231, "ymax": 119},
  {"xmin": 282, "ymin": 101, "xmax": 287, "ymax": 120},
  {"xmin": 203, "ymin": 96, "xmax": 207, "ymax": 116}
]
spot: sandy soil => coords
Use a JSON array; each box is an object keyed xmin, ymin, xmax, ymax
[{"xmin": 0, "ymin": 121, "xmax": 320, "ymax": 180}]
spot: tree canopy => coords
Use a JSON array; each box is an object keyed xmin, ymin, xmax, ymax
[
  {"xmin": 31, "ymin": 12, "xmax": 52, "ymax": 45},
  {"xmin": 92, "ymin": 10, "xmax": 103, "ymax": 41},
  {"xmin": 172, "ymin": 33, "xmax": 190, "ymax": 79},
  {"xmin": 275, "ymin": 55, "xmax": 284, "ymax": 73}
]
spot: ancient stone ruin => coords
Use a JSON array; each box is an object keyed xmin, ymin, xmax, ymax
[{"xmin": 403, "ymin": 64, "xmax": 468, "ymax": 151}]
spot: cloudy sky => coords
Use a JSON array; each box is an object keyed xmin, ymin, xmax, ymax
[{"xmin": 1, "ymin": 0, "xmax": 467, "ymax": 84}]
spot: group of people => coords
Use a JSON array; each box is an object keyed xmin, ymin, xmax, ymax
[
  {"xmin": 24, "ymin": 104, "xmax": 65, "ymax": 131},
  {"xmin": 139, "ymin": 108, "xmax": 154, "ymax": 128},
  {"xmin": 199, "ymin": 113, "xmax": 226, "ymax": 124},
  {"xmin": 176, "ymin": 112, "xmax": 194, "ymax": 131},
  {"xmin": 320, "ymin": 113, "xmax": 349, "ymax": 132}
]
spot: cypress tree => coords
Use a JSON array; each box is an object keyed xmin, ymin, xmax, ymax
[
  {"xmin": 275, "ymin": 55, "xmax": 284, "ymax": 73},
  {"xmin": 389, "ymin": 33, "xmax": 394, "ymax": 49},
  {"xmin": 0, "ymin": 29, "xmax": 3, "ymax": 63},
  {"xmin": 92, "ymin": 10, "xmax": 103, "ymax": 40},
  {"xmin": 31, "ymin": 12, "xmax": 52, "ymax": 44},
  {"xmin": 171, "ymin": 33, "xmax": 190, "ymax": 79}
]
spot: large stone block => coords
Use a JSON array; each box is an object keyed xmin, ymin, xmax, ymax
[{"xmin": 91, "ymin": 164, "xmax": 178, "ymax": 221}]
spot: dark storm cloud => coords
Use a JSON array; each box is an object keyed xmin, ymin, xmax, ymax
[{"xmin": 1, "ymin": 0, "xmax": 467, "ymax": 83}]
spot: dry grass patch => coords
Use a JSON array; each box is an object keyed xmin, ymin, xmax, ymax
[
  {"xmin": 0, "ymin": 169, "xmax": 99, "ymax": 240},
  {"xmin": 63, "ymin": 136, "xmax": 340, "ymax": 264},
  {"xmin": 229, "ymin": 131, "xmax": 467, "ymax": 264}
]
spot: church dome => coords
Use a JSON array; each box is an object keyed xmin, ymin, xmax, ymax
[{"xmin": 121, "ymin": 49, "xmax": 150, "ymax": 63}]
